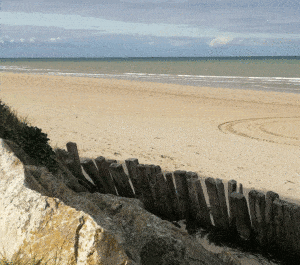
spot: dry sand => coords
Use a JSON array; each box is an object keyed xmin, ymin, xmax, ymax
[{"xmin": 1, "ymin": 72, "xmax": 300, "ymax": 204}]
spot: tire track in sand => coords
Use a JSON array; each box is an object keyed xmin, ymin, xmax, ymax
[{"xmin": 218, "ymin": 116, "xmax": 300, "ymax": 146}]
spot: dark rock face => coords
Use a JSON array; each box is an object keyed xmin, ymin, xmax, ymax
[{"xmin": 141, "ymin": 236, "xmax": 186, "ymax": 265}]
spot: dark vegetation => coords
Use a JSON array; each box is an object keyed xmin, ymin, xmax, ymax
[{"xmin": 0, "ymin": 99, "xmax": 59, "ymax": 174}]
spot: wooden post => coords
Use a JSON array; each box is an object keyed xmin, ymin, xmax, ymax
[
  {"xmin": 292, "ymin": 204, "xmax": 300, "ymax": 254},
  {"xmin": 186, "ymin": 171, "xmax": 198, "ymax": 179},
  {"xmin": 62, "ymin": 158, "xmax": 98, "ymax": 193},
  {"xmin": 165, "ymin": 172, "xmax": 180, "ymax": 221},
  {"xmin": 80, "ymin": 158, "xmax": 107, "ymax": 194},
  {"xmin": 282, "ymin": 201, "xmax": 296, "ymax": 253},
  {"xmin": 125, "ymin": 158, "xmax": 140, "ymax": 196},
  {"xmin": 144, "ymin": 165, "xmax": 159, "ymax": 215},
  {"xmin": 187, "ymin": 178, "xmax": 211, "ymax": 228},
  {"xmin": 94, "ymin": 157, "xmax": 117, "ymax": 195},
  {"xmin": 108, "ymin": 163, "xmax": 135, "ymax": 198},
  {"xmin": 239, "ymin": 183, "xmax": 243, "ymax": 194},
  {"xmin": 272, "ymin": 198, "xmax": 285, "ymax": 250},
  {"xmin": 64, "ymin": 143, "xmax": 96, "ymax": 190},
  {"xmin": 155, "ymin": 172, "xmax": 175, "ymax": 220},
  {"xmin": 173, "ymin": 170, "xmax": 189, "ymax": 220},
  {"xmin": 185, "ymin": 171, "xmax": 198, "ymax": 223},
  {"xmin": 66, "ymin": 142, "xmax": 82, "ymax": 176},
  {"xmin": 230, "ymin": 192, "xmax": 252, "ymax": 240},
  {"xmin": 205, "ymin": 177, "xmax": 229, "ymax": 229},
  {"xmin": 265, "ymin": 191, "xmax": 279, "ymax": 245},
  {"xmin": 136, "ymin": 164, "xmax": 155, "ymax": 213},
  {"xmin": 248, "ymin": 190, "xmax": 267, "ymax": 246},
  {"xmin": 228, "ymin": 180, "xmax": 237, "ymax": 228}
]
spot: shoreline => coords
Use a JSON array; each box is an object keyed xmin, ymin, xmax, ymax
[
  {"xmin": 1, "ymin": 72, "xmax": 300, "ymax": 203},
  {"xmin": 1, "ymin": 69, "xmax": 300, "ymax": 95}
]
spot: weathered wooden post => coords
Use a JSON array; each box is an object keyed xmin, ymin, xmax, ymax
[
  {"xmin": 165, "ymin": 172, "xmax": 181, "ymax": 220},
  {"xmin": 248, "ymin": 190, "xmax": 267, "ymax": 246},
  {"xmin": 64, "ymin": 142, "xmax": 96, "ymax": 191},
  {"xmin": 80, "ymin": 158, "xmax": 107, "ymax": 194},
  {"xmin": 265, "ymin": 191, "xmax": 279, "ymax": 245},
  {"xmin": 173, "ymin": 170, "xmax": 190, "ymax": 220},
  {"xmin": 125, "ymin": 158, "xmax": 140, "ymax": 197},
  {"xmin": 144, "ymin": 165, "xmax": 159, "ymax": 215},
  {"xmin": 272, "ymin": 198, "xmax": 285, "ymax": 250},
  {"xmin": 291, "ymin": 204, "xmax": 300, "ymax": 254},
  {"xmin": 155, "ymin": 172, "xmax": 175, "ymax": 220},
  {"xmin": 94, "ymin": 156, "xmax": 117, "ymax": 195},
  {"xmin": 205, "ymin": 177, "xmax": 229, "ymax": 230},
  {"xmin": 228, "ymin": 179, "xmax": 237, "ymax": 228},
  {"xmin": 239, "ymin": 183, "xmax": 243, "ymax": 194},
  {"xmin": 230, "ymin": 192, "xmax": 252, "ymax": 240},
  {"xmin": 108, "ymin": 163, "xmax": 135, "ymax": 198},
  {"xmin": 185, "ymin": 171, "xmax": 198, "ymax": 224},
  {"xmin": 136, "ymin": 164, "xmax": 155, "ymax": 213},
  {"xmin": 66, "ymin": 142, "xmax": 82, "ymax": 175},
  {"xmin": 282, "ymin": 201, "xmax": 296, "ymax": 253},
  {"xmin": 187, "ymin": 177, "xmax": 211, "ymax": 228}
]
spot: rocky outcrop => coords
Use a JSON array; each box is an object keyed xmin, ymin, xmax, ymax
[{"xmin": 0, "ymin": 138, "xmax": 225, "ymax": 265}]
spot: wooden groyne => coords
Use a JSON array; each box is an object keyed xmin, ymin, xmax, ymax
[{"xmin": 58, "ymin": 141, "xmax": 300, "ymax": 258}]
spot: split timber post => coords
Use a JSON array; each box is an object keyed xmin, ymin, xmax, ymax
[
  {"xmin": 205, "ymin": 177, "xmax": 229, "ymax": 230},
  {"xmin": 185, "ymin": 172, "xmax": 198, "ymax": 224},
  {"xmin": 249, "ymin": 190, "xmax": 267, "ymax": 246},
  {"xmin": 108, "ymin": 163, "xmax": 135, "ymax": 198},
  {"xmin": 155, "ymin": 172, "xmax": 175, "ymax": 221},
  {"xmin": 125, "ymin": 158, "xmax": 140, "ymax": 197},
  {"xmin": 64, "ymin": 142, "xmax": 96, "ymax": 192},
  {"xmin": 187, "ymin": 176, "xmax": 211, "ymax": 228},
  {"xmin": 136, "ymin": 164, "xmax": 155, "ymax": 213},
  {"xmin": 80, "ymin": 158, "xmax": 107, "ymax": 194},
  {"xmin": 66, "ymin": 142, "xmax": 82, "ymax": 176},
  {"xmin": 228, "ymin": 180, "xmax": 237, "ymax": 228},
  {"xmin": 229, "ymin": 192, "xmax": 252, "ymax": 240},
  {"xmin": 282, "ymin": 201, "xmax": 297, "ymax": 254},
  {"xmin": 165, "ymin": 172, "xmax": 181, "ymax": 221},
  {"xmin": 94, "ymin": 156, "xmax": 117, "ymax": 195},
  {"xmin": 265, "ymin": 191, "xmax": 279, "ymax": 245},
  {"xmin": 173, "ymin": 170, "xmax": 190, "ymax": 220},
  {"xmin": 272, "ymin": 198, "xmax": 286, "ymax": 251},
  {"xmin": 146, "ymin": 165, "xmax": 162, "ymax": 216},
  {"xmin": 99, "ymin": 159, "xmax": 118, "ymax": 195},
  {"xmin": 291, "ymin": 204, "xmax": 300, "ymax": 254}
]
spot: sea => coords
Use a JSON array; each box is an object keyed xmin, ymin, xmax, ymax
[{"xmin": 1, "ymin": 56, "xmax": 300, "ymax": 94}]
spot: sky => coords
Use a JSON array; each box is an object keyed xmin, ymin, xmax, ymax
[{"xmin": 1, "ymin": 0, "xmax": 300, "ymax": 57}]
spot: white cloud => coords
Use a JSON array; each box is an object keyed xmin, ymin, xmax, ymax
[
  {"xmin": 29, "ymin": 37, "xmax": 35, "ymax": 42},
  {"xmin": 10, "ymin": 39, "xmax": 14, "ymax": 43},
  {"xmin": 20, "ymin": 38, "xmax": 25, "ymax": 42},
  {"xmin": 50, "ymin": 37, "xmax": 61, "ymax": 41},
  {"xmin": 0, "ymin": 40, "xmax": 4, "ymax": 44},
  {"xmin": 209, "ymin": 36, "xmax": 233, "ymax": 47}
]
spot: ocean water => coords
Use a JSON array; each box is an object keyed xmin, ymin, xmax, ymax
[{"xmin": 1, "ymin": 57, "xmax": 300, "ymax": 94}]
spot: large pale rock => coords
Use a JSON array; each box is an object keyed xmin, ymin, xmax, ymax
[{"xmin": 0, "ymin": 138, "xmax": 225, "ymax": 264}]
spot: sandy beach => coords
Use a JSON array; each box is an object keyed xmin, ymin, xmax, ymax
[{"xmin": 1, "ymin": 72, "xmax": 300, "ymax": 203}]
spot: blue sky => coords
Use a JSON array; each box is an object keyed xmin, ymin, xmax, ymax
[{"xmin": 1, "ymin": 0, "xmax": 300, "ymax": 57}]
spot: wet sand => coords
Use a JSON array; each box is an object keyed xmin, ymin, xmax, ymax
[{"xmin": 1, "ymin": 72, "xmax": 300, "ymax": 203}]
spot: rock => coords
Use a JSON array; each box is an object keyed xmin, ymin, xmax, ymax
[{"xmin": 0, "ymin": 138, "xmax": 225, "ymax": 264}]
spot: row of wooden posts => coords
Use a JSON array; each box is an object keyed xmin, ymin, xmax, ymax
[{"xmin": 58, "ymin": 142, "xmax": 300, "ymax": 256}]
